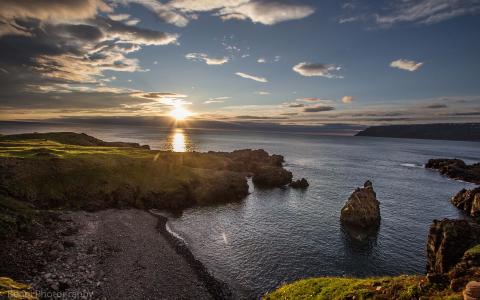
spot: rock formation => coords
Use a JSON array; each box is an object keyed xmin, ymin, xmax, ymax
[
  {"xmin": 252, "ymin": 166, "xmax": 293, "ymax": 187},
  {"xmin": 426, "ymin": 219, "xmax": 480, "ymax": 280},
  {"xmin": 426, "ymin": 158, "xmax": 480, "ymax": 184},
  {"xmin": 289, "ymin": 178, "xmax": 309, "ymax": 189},
  {"xmin": 451, "ymin": 187, "xmax": 480, "ymax": 217},
  {"xmin": 340, "ymin": 180, "xmax": 380, "ymax": 228}
]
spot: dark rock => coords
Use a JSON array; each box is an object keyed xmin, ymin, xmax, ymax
[
  {"xmin": 290, "ymin": 178, "xmax": 309, "ymax": 189},
  {"xmin": 426, "ymin": 219, "xmax": 480, "ymax": 275},
  {"xmin": 340, "ymin": 180, "xmax": 380, "ymax": 228},
  {"xmin": 426, "ymin": 158, "xmax": 480, "ymax": 184},
  {"xmin": 464, "ymin": 281, "xmax": 480, "ymax": 299},
  {"xmin": 451, "ymin": 187, "xmax": 480, "ymax": 217},
  {"xmin": 252, "ymin": 166, "xmax": 293, "ymax": 187}
]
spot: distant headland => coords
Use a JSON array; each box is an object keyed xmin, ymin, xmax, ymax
[{"xmin": 356, "ymin": 123, "xmax": 480, "ymax": 142}]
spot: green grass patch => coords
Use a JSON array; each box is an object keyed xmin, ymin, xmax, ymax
[
  {"xmin": 263, "ymin": 275, "xmax": 461, "ymax": 300},
  {"xmin": 465, "ymin": 244, "xmax": 480, "ymax": 256}
]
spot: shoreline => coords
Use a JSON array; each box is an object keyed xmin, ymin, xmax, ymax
[{"xmin": 149, "ymin": 209, "xmax": 235, "ymax": 300}]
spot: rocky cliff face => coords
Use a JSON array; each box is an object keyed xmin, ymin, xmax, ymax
[
  {"xmin": 451, "ymin": 187, "xmax": 480, "ymax": 217},
  {"xmin": 340, "ymin": 180, "xmax": 380, "ymax": 228},
  {"xmin": 426, "ymin": 158, "xmax": 480, "ymax": 184},
  {"xmin": 426, "ymin": 219, "xmax": 479, "ymax": 275}
]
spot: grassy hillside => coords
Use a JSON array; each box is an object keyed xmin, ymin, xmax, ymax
[{"xmin": 264, "ymin": 275, "xmax": 461, "ymax": 300}]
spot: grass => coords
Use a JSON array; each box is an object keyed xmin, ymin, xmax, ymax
[
  {"xmin": 263, "ymin": 276, "xmax": 462, "ymax": 300},
  {"xmin": 0, "ymin": 195, "xmax": 38, "ymax": 238},
  {"xmin": 0, "ymin": 139, "xmax": 152, "ymax": 159},
  {"xmin": 0, "ymin": 277, "xmax": 37, "ymax": 299},
  {"xmin": 465, "ymin": 244, "xmax": 480, "ymax": 256},
  {"xmin": 0, "ymin": 135, "xmax": 248, "ymax": 212}
]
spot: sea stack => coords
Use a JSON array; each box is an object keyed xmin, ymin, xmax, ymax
[{"xmin": 340, "ymin": 180, "xmax": 381, "ymax": 228}]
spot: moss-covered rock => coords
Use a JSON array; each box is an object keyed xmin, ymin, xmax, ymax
[{"xmin": 0, "ymin": 277, "xmax": 37, "ymax": 299}]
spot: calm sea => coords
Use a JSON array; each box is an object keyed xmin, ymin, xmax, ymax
[{"xmin": 2, "ymin": 122, "xmax": 479, "ymax": 298}]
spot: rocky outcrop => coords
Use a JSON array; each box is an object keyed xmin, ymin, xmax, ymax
[
  {"xmin": 426, "ymin": 158, "xmax": 480, "ymax": 184},
  {"xmin": 252, "ymin": 166, "xmax": 293, "ymax": 187},
  {"xmin": 340, "ymin": 180, "xmax": 380, "ymax": 228},
  {"xmin": 451, "ymin": 187, "xmax": 480, "ymax": 217},
  {"xmin": 426, "ymin": 219, "xmax": 480, "ymax": 277},
  {"xmin": 290, "ymin": 178, "xmax": 309, "ymax": 189}
]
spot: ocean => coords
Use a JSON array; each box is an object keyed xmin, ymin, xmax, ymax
[{"xmin": 2, "ymin": 122, "xmax": 479, "ymax": 298}]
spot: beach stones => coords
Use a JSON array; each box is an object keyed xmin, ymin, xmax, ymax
[
  {"xmin": 463, "ymin": 281, "xmax": 480, "ymax": 299},
  {"xmin": 340, "ymin": 180, "xmax": 381, "ymax": 229}
]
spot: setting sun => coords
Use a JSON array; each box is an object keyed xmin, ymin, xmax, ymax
[{"xmin": 169, "ymin": 106, "xmax": 191, "ymax": 121}]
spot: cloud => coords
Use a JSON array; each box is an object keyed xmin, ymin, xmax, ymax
[
  {"xmin": 303, "ymin": 105, "xmax": 335, "ymax": 113},
  {"xmin": 185, "ymin": 52, "xmax": 229, "ymax": 65},
  {"xmin": 122, "ymin": 0, "xmax": 314, "ymax": 27},
  {"xmin": 255, "ymin": 91, "xmax": 270, "ymax": 95},
  {"xmin": 235, "ymin": 72, "xmax": 268, "ymax": 82},
  {"xmin": 342, "ymin": 96, "xmax": 354, "ymax": 104},
  {"xmin": 297, "ymin": 97, "xmax": 326, "ymax": 102},
  {"xmin": 0, "ymin": 1, "xmax": 179, "ymax": 113},
  {"xmin": 390, "ymin": 59, "xmax": 424, "ymax": 72},
  {"xmin": 235, "ymin": 115, "xmax": 289, "ymax": 120},
  {"xmin": 375, "ymin": 0, "xmax": 480, "ymax": 26},
  {"xmin": 204, "ymin": 96, "xmax": 230, "ymax": 104},
  {"xmin": 293, "ymin": 62, "xmax": 343, "ymax": 78},
  {"xmin": 340, "ymin": 0, "xmax": 480, "ymax": 27},
  {"xmin": 0, "ymin": 0, "xmax": 111, "ymax": 23},
  {"xmin": 257, "ymin": 58, "xmax": 266, "ymax": 63},
  {"xmin": 287, "ymin": 103, "xmax": 305, "ymax": 108},
  {"xmin": 425, "ymin": 103, "xmax": 447, "ymax": 109},
  {"xmin": 217, "ymin": 1, "xmax": 315, "ymax": 25}
]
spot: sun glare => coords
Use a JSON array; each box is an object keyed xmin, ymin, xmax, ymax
[{"xmin": 169, "ymin": 106, "xmax": 191, "ymax": 121}]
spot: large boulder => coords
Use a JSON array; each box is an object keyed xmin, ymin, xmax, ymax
[
  {"xmin": 252, "ymin": 166, "xmax": 293, "ymax": 187},
  {"xmin": 451, "ymin": 187, "xmax": 480, "ymax": 217},
  {"xmin": 340, "ymin": 180, "xmax": 380, "ymax": 228},
  {"xmin": 426, "ymin": 219, "xmax": 480, "ymax": 275}
]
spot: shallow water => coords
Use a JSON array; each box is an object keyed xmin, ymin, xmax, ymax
[{"xmin": 2, "ymin": 122, "xmax": 479, "ymax": 298}]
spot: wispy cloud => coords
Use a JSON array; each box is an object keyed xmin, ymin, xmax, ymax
[
  {"xmin": 235, "ymin": 72, "xmax": 268, "ymax": 83},
  {"xmin": 390, "ymin": 59, "xmax": 424, "ymax": 72},
  {"xmin": 303, "ymin": 105, "xmax": 335, "ymax": 113},
  {"xmin": 204, "ymin": 96, "xmax": 231, "ymax": 104},
  {"xmin": 340, "ymin": 0, "xmax": 480, "ymax": 27},
  {"xmin": 185, "ymin": 53, "xmax": 229, "ymax": 65},
  {"xmin": 293, "ymin": 62, "xmax": 343, "ymax": 78},
  {"xmin": 255, "ymin": 91, "xmax": 270, "ymax": 95}
]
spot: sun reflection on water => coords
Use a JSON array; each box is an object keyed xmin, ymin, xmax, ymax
[{"xmin": 167, "ymin": 129, "xmax": 191, "ymax": 152}]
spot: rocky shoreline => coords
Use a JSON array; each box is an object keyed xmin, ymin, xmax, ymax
[
  {"xmin": 150, "ymin": 210, "xmax": 235, "ymax": 300},
  {"xmin": 1, "ymin": 209, "xmax": 236, "ymax": 300}
]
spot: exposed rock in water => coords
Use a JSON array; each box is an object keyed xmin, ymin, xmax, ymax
[
  {"xmin": 451, "ymin": 187, "xmax": 480, "ymax": 217},
  {"xmin": 289, "ymin": 178, "xmax": 309, "ymax": 189},
  {"xmin": 340, "ymin": 180, "xmax": 380, "ymax": 229},
  {"xmin": 463, "ymin": 281, "xmax": 480, "ymax": 299},
  {"xmin": 252, "ymin": 166, "xmax": 292, "ymax": 187},
  {"xmin": 426, "ymin": 219, "xmax": 480, "ymax": 276},
  {"xmin": 425, "ymin": 158, "xmax": 480, "ymax": 184}
]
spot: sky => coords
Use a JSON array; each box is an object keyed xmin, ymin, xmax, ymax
[{"xmin": 0, "ymin": 0, "xmax": 479, "ymax": 126}]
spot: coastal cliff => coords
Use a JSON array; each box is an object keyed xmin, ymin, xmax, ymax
[
  {"xmin": 0, "ymin": 132, "xmax": 294, "ymax": 216},
  {"xmin": 355, "ymin": 123, "xmax": 480, "ymax": 142},
  {"xmin": 0, "ymin": 132, "xmax": 300, "ymax": 299}
]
